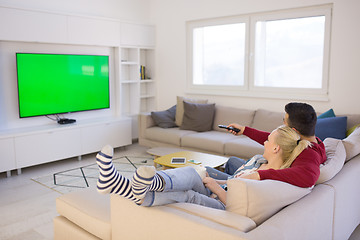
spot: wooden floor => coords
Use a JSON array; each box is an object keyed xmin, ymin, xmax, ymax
[{"xmin": 0, "ymin": 143, "xmax": 149, "ymax": 240}]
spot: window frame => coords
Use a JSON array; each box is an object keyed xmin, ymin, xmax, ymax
[
  {"xmin": 186, "ymin": 15, "xmax": 250, "ymax": 95},
  {"xmin": 186, "ymin": 5, "xmax": 332, "ymax": 101}
]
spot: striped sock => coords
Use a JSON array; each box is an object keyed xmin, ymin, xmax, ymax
[
  {"xmin": 96, "ymin": 145, "xmax": 141, "ymax": 204},
  {"xmin": 132, "ymin": 166, "xmax": 164, "ymax": 199}
]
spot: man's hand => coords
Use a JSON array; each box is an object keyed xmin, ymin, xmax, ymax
[
  {"xmin": 228, "ymin": 123, "xmax": 245, "ymax": 135},
  {"xmin": 240, "ymin": 172, "xmax": 260, "ymax": 180}
]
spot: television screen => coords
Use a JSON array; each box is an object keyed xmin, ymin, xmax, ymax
[{"xmin": 16, "ymin": 53, "xmax": 110, "ymax": 118}]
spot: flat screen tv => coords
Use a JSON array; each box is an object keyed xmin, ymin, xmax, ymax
[{"xmin": 16, "ymin": 53, "xmax": 110, "ymax": 118}]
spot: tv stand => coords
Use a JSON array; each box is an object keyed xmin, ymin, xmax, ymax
[
  {"xmin": 0, "ymin": 117, "xmax": 132, "ymax": 177},
  {"xmin": 57, "ymin": 118, "xmax": 76, "ymax": 125}
]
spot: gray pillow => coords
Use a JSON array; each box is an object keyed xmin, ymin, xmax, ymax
[
  {"xmin": 151, "ymin": 105, "xmax": 177, "ymax": 128},
  {"xmin": 180, "ymin": 101, "xmax": 215, "ymax": 132}
]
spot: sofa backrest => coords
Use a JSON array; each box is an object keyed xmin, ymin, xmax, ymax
[
  {"xmin": 338, "ymin": 113, "xmax": 360, "ymax": 130},
  {"xmin": 251, "ymin": 109, "xmax": 284, "ymax": 132},
  {"xmin": 212, "ymin": 105, "xmax": 255, "ymax": 131}
]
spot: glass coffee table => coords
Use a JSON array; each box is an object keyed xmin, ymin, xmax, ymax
[{"xmin": 153, "ymin": 150, "xmax": 228, "ymax": 170}]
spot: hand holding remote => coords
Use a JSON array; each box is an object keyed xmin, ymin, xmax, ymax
[{"xmin": 218, "ymin": 125, "xmax": 241, "ymax": 133}]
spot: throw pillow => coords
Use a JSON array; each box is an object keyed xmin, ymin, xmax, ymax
[
  {"xmin": 315, "ymin": 116, "xmax": 347, "ymax": 141},
  {"xmin": 316, "ymin": 138, "xmax": 346, "ymax": 184},
  {"xmin": 226, "ymin": 178, "xmax": 311, "ymax": 225},
  {"xmin": 175, "ymin": 96, "xmax": 208, "ymax": 126},
  {"xmin": 180, "ymin": 101, "xmax": 215, "ymax": 132},
  {"xmin": 342, "ymin": 126, "xmax": 360, "ymax": 162},
  {"xmin": 347, "ymin": 123, "xmax": 360, "ymax": 136},
  {"xmin": 151, "ymin": 105, "xmax": 177, "ymax": 128},
  {"xmin": 317, "ymin": 108, "xmax": 336, "ymax": 119}
]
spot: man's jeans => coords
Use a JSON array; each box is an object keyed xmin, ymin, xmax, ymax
[
  {"xmin": 141, "ymin": 167, "xmax": 225, "ymax": 210},
  {"xmin": 206, "ymin": 156, "xmax": 246, "ymax": 180}
]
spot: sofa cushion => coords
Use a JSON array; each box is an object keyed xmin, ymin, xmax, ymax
[
  {"xmin": 318, "ymin": 108, "xmax": 336, "ymax": 119},
  {"xmin": 224, "ymin": 136, "xmax": 264, "ymax": 159},
  {"xmin": 175, "ymin": 96, "xmax": 208, "ymax": 126},
  {"xmin": 181, "ymin": 131, "xmax": 238, "ymax": 154},
  {"xmin": 325, "ymin": 155, "xmax": 360, "ymax": 240},
  {"xmin": 347, "ymin": 123, "xmax": 360, "ymax": 136},
  {"xmin": 212, "ymin": 106, "xmax": 255, "ymax": 132},
  {"xmin": 315, "ymin": 116, "xmax": 347, "ymax": 141},
  {"xmin": 226, "ymin": 178, "xmax": 311, "ymax": 225},
  {"xmin": 342, "ymin": 126, "xmax": 360, "ymax": 162},
  {"xmin": 151, "ymin": 105, "xmax": 177, "ymax": 128},
  {"xmin": 56, "ymin": 189, "xmax": 111, "ymax": 240},
  {"xmin": 251, "ymin": 109, "xmax": 283, "ymax": 132},
  {"xmin": 180, "ymin": 102, "xmax": 215, "ymax": 132},
  {"xmin": 145, "ymin": 127, "xmax": 195, "ymax": 146},
  {"xmin": 338, "ymin": 113, "xmax": 360, "ymax": 134},
  {"xmin": 316, "ymin": 138, "xmax": 346, "ymax": 184},
  {"xmin": 169, "ymin": 203, "xmax": 256, "ymax": 232}
]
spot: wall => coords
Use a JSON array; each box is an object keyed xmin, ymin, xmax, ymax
[
  {"xmin": 0, "ymin": 0, "xmax": 151, "ymax": 23},
  {"xmin": 150, "ymin": 0, "xmax": 360, "ymax": 115},
  {"xmin": 0, "ymin": 0, "xmax": 152, "ymax": 131}
]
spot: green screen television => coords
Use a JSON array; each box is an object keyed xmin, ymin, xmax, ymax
[{"xmin": 16, "ymin": 53, "xmax": 110, "ymax": 118}]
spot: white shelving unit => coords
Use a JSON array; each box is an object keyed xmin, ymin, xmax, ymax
[{"xmin": 120, "ymin": 47, "xmax": 155, "ymax": 138}]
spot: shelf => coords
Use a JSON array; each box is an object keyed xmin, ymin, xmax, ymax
[
  {"xmin": 121, "ymin": 61, "xmax": 138, "ymax": 65},
  {"xmin": 121, "ymin": 80, "xmax": 139, "ymax": 84},
  {"xmin": 120, "ymin": 47, "xmax": 155, "ymax": 123},
  {"xmin": 140, "ymin": 95, "xmax": 155, "ymax": 99},
  {"xmin": 140, "ymin": 79, "xmax": 154, "ymax": 83}
]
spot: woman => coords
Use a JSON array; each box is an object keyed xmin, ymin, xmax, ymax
[{"xmin": 96, "ymin": 125, "xmax": 311, "ymax": 210}]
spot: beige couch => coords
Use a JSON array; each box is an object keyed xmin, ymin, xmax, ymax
[
  {"xmin": 139, "ymin": 106, "xmax": 359, "ymax": 159},
  {"xmin": 54, "ymin": 106, "xmax": 360, "ymax": 240}
]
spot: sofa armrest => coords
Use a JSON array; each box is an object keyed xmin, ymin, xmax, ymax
[
  {"xmin": 110, "ymin": 195, "xmax": 252, "ymax": 240},
  {"xmin": 245, "ymin": 184, "xmax": 334, "ymax": 240},
  {"xmin": 138, "ymin": 112, "xmax": 155, "ymax": 139}
]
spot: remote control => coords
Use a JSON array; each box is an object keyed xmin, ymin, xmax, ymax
[{"xmin": 218, "ymin": 124, "xmax": 241, "ymax": 133}]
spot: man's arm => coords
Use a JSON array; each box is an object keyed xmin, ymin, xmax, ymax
[
  {"xmin": 257, "ymin": 149, "xmax": 322, "ymax": 188},
  {"xmin": 242, "ymin": 127, "xmax": 270, "ymax": 146}
]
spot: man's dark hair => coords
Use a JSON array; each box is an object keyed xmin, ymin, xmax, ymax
[{"xmin": 285, "ymin": 102, "xmax": 317, "ymax": 137}]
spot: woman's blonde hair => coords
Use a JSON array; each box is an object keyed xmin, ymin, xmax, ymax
[{"xmin": 274, "ymin": 125, "xmax": 312, "ymax": 169}]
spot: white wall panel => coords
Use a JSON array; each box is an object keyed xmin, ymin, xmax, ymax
[
  {"xmin": 67, "ymin": 16, "xmax": 121, "ymax": 46},
  {"xmin": 0, "ymin": 7, "xmax": 67, "ymax": 43},
  {"xmin": 121, "ymin": 23, "xmax": 155, "ymax": 47}
]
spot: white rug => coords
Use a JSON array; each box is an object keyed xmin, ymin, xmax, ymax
[{"xmin": 31, "ymin": 144, "xmax": 158, "ymax": 194}]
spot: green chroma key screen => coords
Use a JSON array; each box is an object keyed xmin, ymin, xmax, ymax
[{"xmin": 16, "ymin": 53, "xmax": 110, "ymax": 118}]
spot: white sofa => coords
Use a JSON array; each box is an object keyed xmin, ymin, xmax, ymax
[{"xmin": 54, "ymin": 106, "xmax": 360, "ymax": 240}]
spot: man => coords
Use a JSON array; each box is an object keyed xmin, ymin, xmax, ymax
[{"xmin": 206, "ymin": 102, "xmax": 326, "ymax": 188}]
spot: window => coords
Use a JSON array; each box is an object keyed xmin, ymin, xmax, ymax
[
  {"xmin": 187, "ymin": 5, "xmax": 332, "ymax": 100},
  {"xmin": 193, "ymin": 23, "xmax": 246, "ymax": 86}
]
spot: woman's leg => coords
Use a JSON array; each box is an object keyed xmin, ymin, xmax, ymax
[
  {"xmin": 158, "ymin": 167, "xmax": 209, "ymax": 194},
  {"xmin": 141, "ymin": 190, "xmax": 225, "ymax": 210},
  {"xmin": 225, "ymin": 156, "xmax": 246, "ymax": 175},
  {"xmin": 96, "ymin": 145, "xmax": 141, "ymax": 204},
  {"xmin": 131, "ymin": 165, "xmax": 164, "ymax": 199},
  {"xmin": 133, "ymin": 166, "xmax": 210, "ymax": 196},
  {"xmin": 96, "ymin": 146, "xmax": 214, "ymax": 207},
  {"xmin": 205, "ymin": 166, "xmax": 231, "ymax": 180}
]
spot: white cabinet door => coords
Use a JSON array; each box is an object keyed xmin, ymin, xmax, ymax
[
  {"xmin": 120, "ymin": 23, "xmax": 155, "ymax": 47},
  {"xmin": 67, "ymin": 16, "xmax": 121, "ymax": 46},
  {"xmin": 0, "ymin": 7, "xmax": 67, "ymax": 43},
  {"xmin": 0, "ymin": 138, "xmax": 16, "ymax": 172},
  {"xmin": 15, "ymin": 128, "xmax": 82, "ymax": 168},
  {"xmin": 81, "ymin": 119, "xmax": 132, "ymax": 154}
]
